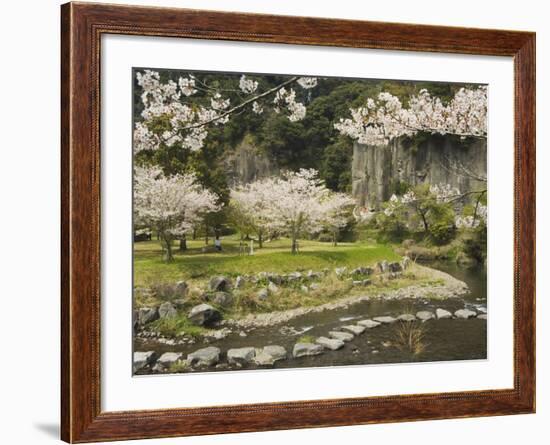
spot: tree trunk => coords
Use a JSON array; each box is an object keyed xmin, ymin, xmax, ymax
[
  {"xmin": 258, "ymin": 230, "xmax": 263, "ymax": 249},
  {"xmin": 162, "ymin": 235, "xmax": 174, "ymax": 262},
  {"xmin": 420, "ymin": 211, "xmax": 429, "ymax": 234},
  {"xmin": 204, "ymin": 224, "xmax": 209, "ymax": 245},
  {"xmin": 192, "ymin": 228, "xmax": 197, "ymax": 240},
  {"xmin": 291, "ymin": 233, "xmax": 298, "ymax": 254},
  {"xmin": 332, "ymin": 231, "xmax": 337, "ymax": 247},
  {"xmin": 179, "ymin": 235, "xmax": 187, "ymax": 251}
]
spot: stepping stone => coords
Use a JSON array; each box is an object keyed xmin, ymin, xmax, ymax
[
  {"xmin": 373, "ymin": 316, "xmax": 397, "ymax": 324},
  {"xmin": 253, "ymin": 345, "xmax": 287, "ymax": 366},
  {"xmin": 329, "ymin": 331, "xmax": 354, "ymax": 342},
  {"xmin": 397, "ymin": 314, "xmax": 416, "ymax": 322},
  {"xmin": 157, "ymin": 352, "xmax": 183, "ymax": 368},
  {"xmin": 455, "ymin": 309, "xmax": 477, "ymax": 319},
  {"xmin": 436, "ymin": 308, "xmax": 453, "ymax": 319},
  {"xmin": 416, "ymin": 311, "xmax": 435, "ymax": 321},
  {"xmin": 357, "ymin": 319, "xmax": 381, "ymax": 329},
  {"xmin": 477, "ymin": 314, "xmax": 487, "ymax": 320},
  {"xmin": 293, "ymin": 343, "xmax": 324, "ymax": 358},
  {"xmin": 187, "ymin": 346, "xmax": 221, "ymax": 367},
  {"xmin": 477, "ymin": 306, "xmax": 487, "ymax": 314},
  {"xmin": 341, "ymin": 325, "xmax": 366, "ymax": 335},
  {"xmin": 316, "ymin": 336, "xmax": 345, "ymax": 351},
  {"xmin": 133, "ymin": 351, "xmax": 157, "ymax": 372},
  {"xmin": 227, "ymin": 347, "xmax": 256, "ymax": 365}
]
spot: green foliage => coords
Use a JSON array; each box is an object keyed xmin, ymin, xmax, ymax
[
  {"xmin": 375, "ymin": 212, "xmax": 410, "ymax": 243},
  {"xmin": 390, "ymin": 179, "xmax": 410, "ymax": 196},
  {"xmin": 461, "ymin": 225, "xmax": 487, "ymax": 264},
  {"xmin": 148, "ymin": 315, "xmax": 207, "ymax": 338}
]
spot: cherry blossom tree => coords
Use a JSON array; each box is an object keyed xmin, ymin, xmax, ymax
[
  {"xmin": 335, "ymin": 86, "xmax": 487, "ymax": 146},
  {"xmin": 134, "ymin": 70, "xmax": 318, "ymax": 154},
  {"xmin": 320, "ymin": 192, "xmax": 355, "ymax": 246},
  {"xmin": 230, "ymin": 169, "xmax": 355, "ymax": 253},
  {"xmin": 229, "ymin": 180, "xmax": 278, "ymax": 248},
  {"xmin": 134, "ymin": 165, "xmax": 220, "ymax": 261}
]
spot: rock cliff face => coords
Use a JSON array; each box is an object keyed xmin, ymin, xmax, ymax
[
  {"xmin": 352, "ymin": 136, "xmax": 487, "ymax": 208},
  {"xmin": 224, "ymin": 136, "xmax": 276, "ymax": 187}
]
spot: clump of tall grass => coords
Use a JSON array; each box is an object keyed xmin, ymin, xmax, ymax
[{"xmin": 392, "ymin": 320, "xmax": 427, "ymax": 355}]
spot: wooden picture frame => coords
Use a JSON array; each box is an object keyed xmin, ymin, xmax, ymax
[{"xmin": 61, "ymin": 2, "xmax": 536, "ymax": 442}]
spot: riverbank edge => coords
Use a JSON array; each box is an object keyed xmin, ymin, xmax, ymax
[{"xmin": 221, "ymin": 265, "xmax": 469, "ymax": 329}]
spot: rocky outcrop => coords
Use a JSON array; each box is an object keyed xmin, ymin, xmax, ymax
[
  {"xmin": 224, "ymin": 135, "xmax": 277, "ymax": 187},
  {"xmin": 188, "ymin": 304, "xmax": 221, "ymax": 326},
  {"xmin": 352, "ymin": 136, "xmax": 487, "ymax": 208}
]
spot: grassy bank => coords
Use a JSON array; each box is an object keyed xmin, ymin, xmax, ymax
[{"xmin": 134, "ymin": 236, "xmax": 400, "ymax": 288}]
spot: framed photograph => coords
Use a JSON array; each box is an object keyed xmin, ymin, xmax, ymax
[{"xmin": 61, "ymin": 2, "xmax": 535, "ymax": 442}]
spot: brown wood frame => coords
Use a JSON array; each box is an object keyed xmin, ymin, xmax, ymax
[{"xmin": 61, "ymin": 2, "xmax": 536, "ymax": 442}]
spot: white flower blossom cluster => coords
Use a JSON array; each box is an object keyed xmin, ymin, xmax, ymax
[
  {"xmin": 297, "ymin": 77, "xmax": 318, "ymax": 89},
  {"xmin": 335, "ymin": 86, "xmax": 487, "ymax": 146},
  {"xmin": 429, "ymin": 184, "xmax": 461, "ymax": 203},
  {"xmin": 134, "ymin": 70, "xmax": 318, "ymax": 154},
  {"xmin": 455, "ymin": 204, "xmax": 487, "ymax": 228},
  {"xmin": 231, "ymin": 169, "xmax": 354, "ymax": 242},
  {"xmin": 383, "ymin": 184, "xmax": 461, "ymax": 217},
  {"xmin": 134, "ymin": 70, "xmax": 232, "ymax": 152},
  {"xmin": 252, "ymin": 101, "xmax": 264, "ymax": 114},
  {"xmin": 273, "ymin": 88, "xmax": 307, "ymax": 122},
  {"xmin": 239, "ymin": 75, "xmax": 259, "ymax": 94},
  {"xmin": 134, "ymin": 165, "xmax": 219, "ymax": 237}
]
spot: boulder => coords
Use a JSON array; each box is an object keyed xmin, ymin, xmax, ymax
[
  {"xmin": 436, "ymin": 308, "xmax": 453, "ymax": 319},
  {"xmin": 377, "ymin": 260, "xmax": 389, "ymax": 274},
  {"xmin": 158, "ymin": 302, "xmax": 177, "ymax": 319},
  {"xmin": 455, "ymin": 309, "xmax": 477, "ymax": 319},
  {"xmin": 209, "ymin": 275, "xmax": 231, "ymax": 292},
  {"xmin": 235, "ymin": 276, "xmax": 245, "ymax": 288},
  {"xmin": 267, "ymin": 281, "xmax": 280, "ymax": 294},
  {"xmin": 174, "ymin": 281, "xmax": 189, "ymax": 298},
  {"xmin": 157, "ymin": 352, "xmax": 183, "ymax": 368},
  {"xmin": 388, "ymin": 262, "xmax": 403, "ymax": 273},
  {"xmin": 257, "ymin": 288, "xmax": 269, "ymax": 300},
  {"xmin": 477, "ymin": 314, "xmax": 488, "ymax": 320},
  {"xmin": 293, "ymin": 343, "xmax": 324, "ymax": 358},
  {"xmin": 266, "ymin": 273, "xmax": 282, "ymax": 284},
  {"xmin": 212, "ymin": 292, "xmax": 233, "ymax": 307},
  {"xmin": 151, "ymin": 283, "xmax": 176, "ymax": 299},
  {"xmin": 286, "ymin": 271, "xmax": 302, "ymax": 281},
  {"xmin": 351, "ymin": 267, "xmax": 373, "ymax": 276},
  {"xmin": 309, "ymin": 282, "xmax": 320, "ymax": 290},
  {"xmin": 357, "ymin": 319, "xmax": 382, "ymax": 329},
  {"xmin": 373, "ymin": 315, "xmax": 397, "ymax": 324},
  {"xmin": 187, "ymin": 346, "xmax": 221, "ymax": 367},
  {"xmin": 138, "ymin": 307, "xmax": 159, "ymax": 325},
  {"xmin": 316, "ymin": 336, "xmax": 345, "ymax": 351},
  {"xmin": 341, "ymin": 325, "xmax": 366, "ymax": 335},
  {"xmin": 307, "ymin": 270, "xmax": 322, "ymax": 280},
  {"xmin": 329, "ymin": 331, "xmax": 354, "ymax": 342},
  {"xmin": 416, "ymin": 311, "xmax": 435, "ymax": 321},
  {"xmin": 227, "ymin": 347, "xmax": 256, "ymax": 365},
  {"xmin": 133, "ymin": 351, "xmax": 157, "ymax": 372},
  {"xmin": 397, "ymin": 313, "xmax": 417, "ymax": 322},
  {"xmin": 253, "ymin": 345, "xmax": 287, "ymax": 366},
  {"xmin": 188, "ymin": 303, "xmax": 221, "ymax": 326}
]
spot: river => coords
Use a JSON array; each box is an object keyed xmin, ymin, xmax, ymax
[{"xmin": 135, "ymin": 261, "xmax": 487, "ymax": 373}]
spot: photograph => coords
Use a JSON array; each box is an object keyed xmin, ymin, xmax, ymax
[{"xmin": 132, "ymin": 68, "xmax": 489, "ymax": 375}]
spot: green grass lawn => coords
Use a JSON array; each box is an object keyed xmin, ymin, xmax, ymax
[{"xmin": 134, "ymin": 235, "xmax": 400, "ymax": 288}]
